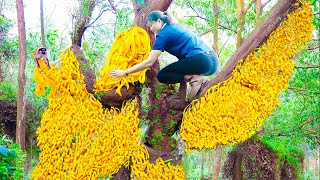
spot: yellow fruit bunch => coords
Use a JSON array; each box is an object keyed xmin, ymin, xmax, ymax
[
  {"xmin": 94, "ymin": 26, "xmax": 151, "ymax": 96},
  {"xmin": 131, "ymin": 145, "xmax": 185, "ymax": 180},
  {"xmin": 32, "ymin": 49, "xmax": 139, "ymax": 179},
  {"xmin": 181, "ymin": 2, "xmax": 314, "ymax": 152},
  {"xmin": 32, "ymin": 49, "xmax": 185, "ymax": 179},
  {"xmin": 34, "ymin": 60, "xmax": 57, "ymax": 96}
]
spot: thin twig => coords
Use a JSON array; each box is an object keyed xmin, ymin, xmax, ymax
[
  {"xmin": 294, "ymin": 65, "xmax": 320, "ymax": 69},
  {"xmin": 218, "ymin": 35, "xmax": 231, "ymax": 57},
  {"xmin": 288, "ymin": 87, "xmax": 320, "ymax": 94},
  {"xmin": 299, "ymin": 117, "xmax": 320, "ymax": 128}
]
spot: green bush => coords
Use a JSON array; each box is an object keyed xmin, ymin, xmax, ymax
[
  {"xmin": 0, "ymin": 135, "xmax": 25, "ymax": 180},
  {"xmin": 0, "ymin": 83, "xmax": 17, "ymax": 102}
]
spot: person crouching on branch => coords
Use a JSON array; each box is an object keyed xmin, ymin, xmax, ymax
[{"xmin": 109, "ymin": 10, "xmax": 220, "ymax": 101}]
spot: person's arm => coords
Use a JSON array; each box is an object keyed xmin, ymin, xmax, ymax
[{"xmin": 109, "ymin": 50, "xmax": 162, "ymax": 77}]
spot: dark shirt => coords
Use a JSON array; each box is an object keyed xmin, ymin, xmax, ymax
[{"xmin": 152, "ymin": 23, "xmax": 212, "ymax": 60}]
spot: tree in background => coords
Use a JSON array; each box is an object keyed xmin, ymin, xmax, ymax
[{"xmin": 15, "ymin": 0, "xmax": 27, "ymax": 151}]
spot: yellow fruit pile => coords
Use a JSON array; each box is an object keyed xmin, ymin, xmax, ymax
[
  {"xmin": 34, "ymin": 60, "xmax": 56, "ymax": 96},
  {"xmin": 181, "ymin": 2, "xmax": 314, "ymax": 152},
  {"xmin": 32, "ymin": 47, "xmax": 184, "ymax": 178},
  {"xmin": 94, "ymin": 26, "xmax": 151, "ymax": 96}
]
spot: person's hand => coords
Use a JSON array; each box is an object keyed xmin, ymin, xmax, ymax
[{"xmin": 109, "ymin": 68, "xmax": 127, "ymax": 78}]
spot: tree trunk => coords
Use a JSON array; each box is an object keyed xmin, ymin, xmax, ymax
[
  {"xmin": 213, "ymin": 0, "xmax": 218, "ymax": 54},
  {"xmin": 40, "ymin": 0, "xmax": 45, "ymax": 47},
  {"xmin": 255, "ymin": 0, "xmax": 261, "ymax": 26},
  {"xmin": 133, "ymin": 0, "xmax": 179, "ymax": 154},
  {"xmin": 201, "ymin": 150, "xmax": 206, "ymax": 177},
  {"xmin": 235, "ymin": 146, "xmax": 243, "ymax": 180},
  {"xmin": 15, "ymin": 0, "xmax": 27, "ymax": 150},
  {"xmin": 0, "ymin": 62, "xmax": 3, "ymax": 82},
  {"xmin": 236, "ymin": 0, "xmax": 245, "ymax": 48},
  {"xmin": 71, "ymin": 0, "xmax": 95, "ymax": 47},
  {"xmin": 70, "ymin": 45, "xmax": 96, "ymax": 93},
  {"xmin": 209, "ymin": 150, "xmax": 215, "ymax": 178},
  {"xmin": 199, "ymin": 0, "xmax": 299, "ymax": 98},
  {"xmin": 68, "ymin": 1, "xmax": 96, "ymax": 93},
  {"xmin": 212, "ymin": 145, "xmax": 222, "ymax": 180},
  {"xmin": 315, "ymin": 146, "xmax": 319, "ymax": 176}
]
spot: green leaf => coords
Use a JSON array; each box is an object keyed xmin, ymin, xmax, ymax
[
  {"xmin": 154, "ymin": 117, "xmax": 159, "ymax": 123},
  {"xmin": 7, "ymin": 149, "xmax": 16, "ymax": 157}
]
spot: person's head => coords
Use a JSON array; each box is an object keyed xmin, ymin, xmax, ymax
[{"xmin": 146, "ymin": 11, "xmax": 173, "ymax": 34}]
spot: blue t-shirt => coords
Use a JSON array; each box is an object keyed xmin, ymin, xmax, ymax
[{"xmin": 152, "ymin": 23, "xmax": 212, "ymax": 60}]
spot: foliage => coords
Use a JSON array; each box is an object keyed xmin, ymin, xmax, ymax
[
  {"xmin": 312, "ymin": 1, "xmax": 319, "ymax": 30},
  {"xmin": 0, "ymin": 135, "xmax": 25, "ymax": 180},
  {"xmin": 82, "ymin": 30, "xmax": 112, "ymax": 76},
  {"xmin": 173, "ymin": 0, "xmax": 237, "ymax": 35},
  {"xmin": 116, "ymin": 8, "xmax": 133, "ymax": 32},
  {"xmin": 0, "ymin": 15, "xmax": 18, "ymax": 71},
  {"xmin": 0, "ymin": 82, "xmax": 16, "ymax": 102}
]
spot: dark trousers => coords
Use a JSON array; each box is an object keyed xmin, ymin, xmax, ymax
[{"xmin": 157, "ymin": 51, "xmax": 219, "ymax": 84}]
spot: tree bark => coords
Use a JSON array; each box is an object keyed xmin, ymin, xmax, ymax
[
  {"xmin": 199, "ymin": 0, "xmax": 299, "ymax": 98},
  {"xmin": 15, "ymin": 0, "xmax": 27, "ymax": 150},
  {"xmin": 212, "ymin": 145, "xmax": 222, "ymax": 180},
  {"xmin": 235, "ymin": 146, "xmax": 243, "ymax": 180},
  {"xmin": 40, "ymin": 0, "xmax": 45, "ymax": 47}
]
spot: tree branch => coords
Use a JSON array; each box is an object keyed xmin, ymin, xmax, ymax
[
  {"xmin": 288, "ymin": 86, "xmax": 310, "ymax": 92},
  {"xmin": 307, "ymin": 45, "xmax": 320, "ymax": 51},
  {"xmin": 294, "ymin": 65, "xmax": 320, "ymax": 69},
  {"xmin": 261, "ymin": 0, "xmax": 272, "ymax": 10},
  {"xmin": 243, "ymin": 0, "xmax": 256, "ymax": 14},
  {"xmin": 87, "ymin": 8, "xmax": 109, "ymax": 28},
  {"xmin": 186, "ymin": 1, "xmax": 236, "ymax": 34},
  {"xmin": 288, "ymin": 86, "xmax": 320, "ymax": 94},
  {"xmin": 219, "ymin": 35, "xmax": 232, "ymax": 57},
  {"xmin": 198, "ymin": 25, "xmax": 237, "ymax": 36},
  {"xmin": 299, "ymin": 117, "xmax": 320, "ymax": 129},
  {"xmin": 108, "ymin": 0, "xmax": 118, "ymax": 14}
]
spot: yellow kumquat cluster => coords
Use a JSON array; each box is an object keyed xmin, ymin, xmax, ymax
[
  {"xmin": 94, "ymin": 26, "xmax": 151, "ymax": 96},
  {"xmin": 32, "ymin": 49, "xmax": 185, "ymax": 179},
  {"xmin": 181, "ymin": 2, "xmax": 314, "ymax": 152}
]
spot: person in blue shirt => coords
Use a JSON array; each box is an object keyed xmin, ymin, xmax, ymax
[{"xmin": 110, "ymin": 10, "xmax": 219, "ymax": 101}]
